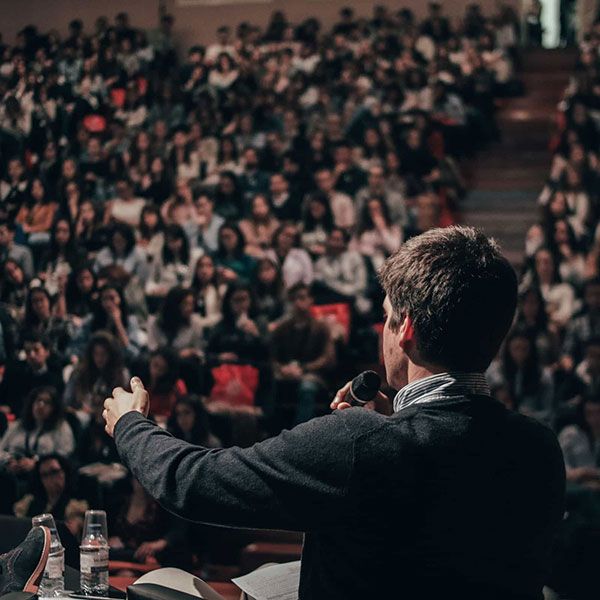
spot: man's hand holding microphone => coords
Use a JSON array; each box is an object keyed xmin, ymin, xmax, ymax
[{"xmin": 330, "ymin": 370, "xmax": 393, "ymax": 416}]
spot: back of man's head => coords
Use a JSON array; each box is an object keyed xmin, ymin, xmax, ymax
[{"xmin": 379, "ymin": 226, "xmax": 517, "ymax": 372}]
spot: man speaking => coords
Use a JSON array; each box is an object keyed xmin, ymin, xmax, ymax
[{"xmin": 104, "ymin": 227, "xmax": 565, "ymax": 600}]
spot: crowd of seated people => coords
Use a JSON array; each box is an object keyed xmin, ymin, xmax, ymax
[
  {"xmin": 483, "ymin": 19, "xmax": 600, "ymax": 598},
  {"xmin": 0, "ymin": 4, "xmax": 522, "ymax": 570}
]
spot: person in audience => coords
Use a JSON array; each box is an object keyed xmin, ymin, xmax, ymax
[
  {"xmin": 266, "ymin": 222, "xmax": 313, "ymax": 288},
  {"xmin": 0, "ymin": 259, "xmax": 29, "ymax": 317},
  {"xmin": 300, "ymin": 192, "xmax": 334, "ymax": 259},
  {"xmin": 145, "ymin": 348, "xmax": 188, "ymax": 420},
  {"xmin": 0, "ymin": 386, "xmax": 75, "ymax": 473},
  {"xmin": 356, "ymin": 196, "xmax": 403, "ymax": 271},
  {"xmin": 355, "ymin": 164, "xmax": 407, "ymax": 227},
  {"xmin": 238, "ymin": 194, "xmax": 279, "ymax": 258},
  {"xmin": 0, "ymin": 219, "xmax": 34, "ymax": 280},
  {"xmin": 570, "ymin": 338, "xmax": 600, "ymax": 400},
  {"xmin": 525, "ymin": 247, "xmax": 578, "ymax": 328},
  {"xmin": 39, "ymin": 217, "xmax": 85, "ymax": 296},
  {"xmin": 213, "ymin": 222, "xmax": 256, "ymax": 284},
  {"xmin": 108, "ymin": 476, "xmax": 191, "ymax": 568},
  {"xmin": 206, "ymin": 281, "xmax": 267, "ymax": 367},
  {"xmin": 75, "ymin": 200, "xmax": 107, "ymax": 257},
  {"xmin": 0, "ymin": 332, "xmax": 64, "ymax": 416},
  {"xmin": 314, "ymin": 227, "xmax": 369, "ymax": 312},
  {"xmin": 13, "ymin": 453, "xmax": 88, "ymax": 537},
  {"xmin": 64, "ymin": 331, "xmax": 128, "ymax": 423},
  {"xmin": 558, "ymin": 395, "xmax": 600, "ymax": 489},
  {"xmin": 271, "ymin": 283, "xmax": 335, "ymax": 429},
  {"xmin": 15, "ymin": 177, "xmax": 58, "ymax": 253},
  {"xmin": 145, "ymin": 224, "xmax": 197, "ymax": 300},
  {"xmin": 167, "ymin": 395, "xmax": 220, "ymax": 447},
  {"xmin": 313, "ymin": 168, "xmax": 355, "ymax": 230},
  {"xmin": 94, "ymin": 223, "xmax": 149, "ymax": 282},
  {"xmin": 147, "ymin": 287, "xmax": 206, "ymax": 393},
  {"xmin": 269, "ymin": 172, "xmax": 301, "ymax": 222},
  {"xmin": 515, "ymin": 286, "xmax": 559, "ymax": 366},
  {"xmin": 562, "ymin": 278, "xmax": 600, "ymax": 369},
  {"xmin": 191, "ymin": 193, "xmax": 224, "ymax": 254},
  {"xmin": 136, "ymin": 204, "xmax": 165, "ymax": 260},
  {"xmin": 253, "ymin": 257, "xmax": 286, "ymax": 329},
  {"xmin": 78, "ymin": 396, "xmax": 120, "ymax": 466},
  {"xmin": 22, "ymin": 286, "xmax": 70, "ymax": 365},
  {"xmin": 191, "ymin": 254, "xmax": 222, "ymax": 329},
  {"xmin": 104, "ymin": 177, "xmax": 146, "ymax": 227},
  {"xmin": 487, "ymin": 327, "xmax": 555, "ymax": 424},
  {"xmin": 64, "ymin": 264, "xmax": 98, "ymax": 320},
  {"xmin": 69, "ymin": 284, "xmax": 146, "ymax": 362},
  {"xmin": 550, "ymin": 218, "xmax": 587, "ymax": 289},
  {"xmin": 148, "ymin": 287, "xmax": 204, "ymax": 356}
]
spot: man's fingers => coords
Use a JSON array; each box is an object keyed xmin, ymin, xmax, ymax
[
  {"xmin": 112, "ymin": 386, "xmax": 125, "ymax": 398},
  {"xmin": 332, "ymin": 381, "xmax": 352, "ymax": 407},
  {"xmin": 131, "ymin": 377, "xmax": 150, "ymax": 416},
  {"xmin": 131, "ymin": 376, "xmax": 145, "ymax": 391}
]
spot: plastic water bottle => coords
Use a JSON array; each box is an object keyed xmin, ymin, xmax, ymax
[
  {"xmin": 32, "ymin": 514, "xmax": 64, "ymax": 598},
  {"xmin": 80, "ymin": 523, "xmax": 109, "ymax": 595}
]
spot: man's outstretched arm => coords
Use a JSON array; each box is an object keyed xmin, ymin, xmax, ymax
[{"xmin": 107, "ymin": 379, "xmax": 357, "ymax": 532}]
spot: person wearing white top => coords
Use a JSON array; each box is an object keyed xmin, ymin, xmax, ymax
[
  {"xmin": 104, "ymin": 178, "xmax": 146, "ymax": 227},
  {"xmin": 266, "ymin": 223, "xmax": 314, "ymax": 289}
]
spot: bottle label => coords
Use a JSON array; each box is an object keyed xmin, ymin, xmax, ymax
[
  {"xmin": 45, "ymin": 554, "xmax": 64, "ymax": 579},
  {"xmin": 80, "ymin": 549, "xmax": 109, "ymax": 574}
]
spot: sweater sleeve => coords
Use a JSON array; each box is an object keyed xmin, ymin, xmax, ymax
[{"xmin": 114, "ymin": 410, "xmax": 357, "ymax": 531}]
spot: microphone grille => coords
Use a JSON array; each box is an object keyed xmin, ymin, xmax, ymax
[{"xmin": 351, "ymin": 370, "xmax": 381, "ymax": 402}]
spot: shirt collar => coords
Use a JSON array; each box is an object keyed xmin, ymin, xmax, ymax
[{"xmin": 393, "ymin": 372, "xmax": 491, "ymax": 413}]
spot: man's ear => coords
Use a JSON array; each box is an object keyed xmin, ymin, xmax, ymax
[{"xmin": 398, "ymin": 313, "xmax": 415, "ymax": 348}]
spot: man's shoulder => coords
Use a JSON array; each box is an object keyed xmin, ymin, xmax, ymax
[{"xmin": 328, "ymin": 407, "xmax": 390, "ymax": 440}]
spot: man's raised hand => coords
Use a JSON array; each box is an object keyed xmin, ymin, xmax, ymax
[{"xmin": 103, "ymin": 377, "xmax": 150, "ymax": 437}]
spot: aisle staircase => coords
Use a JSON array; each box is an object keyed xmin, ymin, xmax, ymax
[{"xmin": 461, "ymin": 49, "xmax": 577, "ymax": 267}]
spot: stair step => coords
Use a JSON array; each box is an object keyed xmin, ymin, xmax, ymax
[{"xmin": 461, "ymin": 49, "xmax": 571, "ymax": 263}]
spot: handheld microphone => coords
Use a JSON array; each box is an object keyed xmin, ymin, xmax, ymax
[{"xmin": 349, "ymin": 370, "xmax": 381, "ymax": 407}]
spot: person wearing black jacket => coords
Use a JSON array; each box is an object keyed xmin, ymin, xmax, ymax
[{"xmin": 104, "ymin": 226, "xmax": 565, "ymax": 600}]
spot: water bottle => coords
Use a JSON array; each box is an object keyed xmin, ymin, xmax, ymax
[
  {"xmin": 80, "ymin": 523, "xmax": 109, "ymax": 595},
  {"xmin": 31, "ymin": 514, "xmax": 64, "ymax": 598}
]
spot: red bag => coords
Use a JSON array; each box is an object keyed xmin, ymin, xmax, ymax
[
  {"xmin": 310, "ymin": 303, "xmax": 351, "ymax": 342},
  {"xmin": 83, "ymin": 114, "xmax": 107, "ymax": 133},
  {"xmin": 209, "ymin": 364, "xmax": 259, "ymax": 407}
]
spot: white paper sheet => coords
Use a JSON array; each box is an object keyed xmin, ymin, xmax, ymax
[
  {"xmin": 232, "ymin": 561, "xmax": 300, "ymax": 600},
  {"xmin": 133, "ymin": 567, "xmax": 225, "ymax": 600}
]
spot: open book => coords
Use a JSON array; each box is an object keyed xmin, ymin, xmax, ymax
[{"xmin": 130, "ymin": 562, "xmax": 300, "ymax": 600}]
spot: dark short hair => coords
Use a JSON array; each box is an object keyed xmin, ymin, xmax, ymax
[
  {"xmin": 288, "ymin": 282, "xmax": 311, "ymax": 301},
  {"xmin": 22, "ymin": 330, "xmax": 51, "ymax": 350},
  {"xmin": 379, "ymin": 226, "xmax": 517, "ymax": 372}
]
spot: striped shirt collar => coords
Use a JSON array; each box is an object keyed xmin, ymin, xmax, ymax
[{"xmin": 393, "ymin": 372, "xmax": 491, "ymax": 413}]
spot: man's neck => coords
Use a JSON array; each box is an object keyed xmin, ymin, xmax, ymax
[{"xmin": 407, "ymin": 361, "xmax": 446, "ymax": 386}]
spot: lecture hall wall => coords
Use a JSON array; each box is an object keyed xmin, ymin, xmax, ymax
[{"xmin": 0, "ymin": 0, "xmax": 521, "ymax": 52}]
